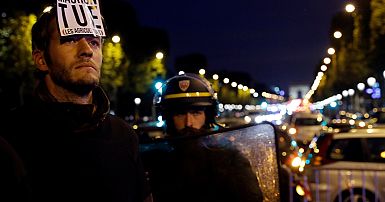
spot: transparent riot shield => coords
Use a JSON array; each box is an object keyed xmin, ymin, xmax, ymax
[{"xmin": 140, "ymin": 123, "xmax": 280, "ymax": 202}]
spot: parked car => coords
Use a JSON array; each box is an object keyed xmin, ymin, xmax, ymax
[
  {"xmin": 307, "ymin": 128, "xmax": 385, "ymax": 202},
  {"xmin": 285, "ymin": 112, "xmax": 325, "ymax": 146}
]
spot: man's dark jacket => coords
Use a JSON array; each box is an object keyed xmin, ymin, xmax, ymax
[{"xmin": 0, "ymin": 85, "xmax": 150, "ymax": 202}]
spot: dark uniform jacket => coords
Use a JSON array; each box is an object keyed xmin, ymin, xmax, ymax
[{"xmin": 0, "ymin": 85, "xmax": 150, "ymax": 202}]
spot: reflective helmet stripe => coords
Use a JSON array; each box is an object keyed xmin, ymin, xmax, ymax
[{"xmin": 164, "ymin": 92, "xmax": 212, "ymax": 99}]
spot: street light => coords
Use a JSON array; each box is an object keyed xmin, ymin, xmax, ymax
[
  {"xmin": 357, "ymin": 83, "xmax": 366, "ymax": 113},
  {"xmin": 345, "ymin": 4, "xmax": 355, "ymax": 13},
  {"xmin": 357, "ymin": 83, "xmax": 365, "ymax": 91},
  {"xmin": 134, "ymin": 98, "xmax": 141, "ymax": 122},
  {"xmin": 323, "ymin": 57, "xmax": 331, "ymax": 64},
  {"xmin": 155, "ymin": 51, "xmax": 164, "ymax": 60},
  {"xmin": 320, "ymin": 65, "xmax": 328, "ymax": 71},
  {"xmin": 367, "ymin": 77, "xmax": 376, "ymax": 87},
  {"xmin": 327, "ymin": 48, "xmax": 335, "ymax": 55},
  {"xmin": 212, "ymin": 74, "xmax": 219, "ymax": 80},
  {"xmin": 199, "ymin": 69, "xmax": 206, "ymax": 76},
  {"xmin": 333, "ymin": 31, "xmax": 342, "ymax": 39},
  {"xmin": 112, "ymin": 35, "xmax": 120, "ymax": 43}
]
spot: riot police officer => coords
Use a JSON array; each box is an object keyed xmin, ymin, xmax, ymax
[
  {"xmin": 141, "ymin": 73, "xmax": 263, "ymax": 202},
  {"xmin": 154, "ymin": 73, "xmax": 222, "ymax": 135}
]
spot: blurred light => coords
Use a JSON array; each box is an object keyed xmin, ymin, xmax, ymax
[
  {"xmin": 330, "ymin": 101, "xmax": 337, "ymax": 108},
  {"xmin": 155, "ymin": 81, "xmax": 163, "ymax": 90},
  {"xmin": 349, "ymin": 119, "xmax": 355, "ymax": 125},
  {"xmin": 1, "ymin": 12, "xmax": 7, "ymax": 18},
  {"xmin": 348, "ymin": 89, "xmax": 355, "ymax": 96},
  {"xmin": 358, "ymin": 121, "xmax": 366, "ymax": 128},
  {"xmin": 112, "ymin": 35, "xmax": 120, "ymax": 43},
  {"xmin": 253, "ymin": 92, "xmax": 259, "ymax": 97},
  {"xmin": 323, "ymin": 57, "xmax": 331, "ymax": 64},
  {"xmin": 334, "ymin": 31, "xmax": 342, "ymax": 39},
  {"xmin": 223, "ymin": 78, "xmax": 229, "ymax": 84},
  {"xmin": 327, "ymin": 48, "xmax": 335, "ymax": 55},
  {"xmin": 178, "ymin": 71, "xmax": 185, "ymax": 75},
  {"xmin": 156, "ymin": 121, "xmax": 165, "ymax": 127},
  {"xmin": 212, "ymin": 74, "xmax": 219, "ymax": 80},
  {"xmin": 231, "ymin": 82, "xmax": 237, "ymax": 87},
  {"xmin": 342, "ymin": 90, "xmax": 349, "ymax": 97},
  {"xmin": 288, "ymin": 128, "xmax": 297, "ymax": 135},
  {"xmin": 134, "ymin": 98, "xmax": 141, "ymax": 105},
  {"xmin": 320, "ymin": 65, "xmax": 328, "ymax": 71},
  {"xmin": 367, "ymin": 77, "xmax": 376, "ymax": 87},
  {"xmin": 155, "ymin": 52, "xmax": 164, "ymax": 59},
  {"xmin": 43, "ymin": 6, "xmax": 53, "ymax": 13},
  {"xmin": 291, "ymin": 157, "xmax": 301, "ymax": 167},
  {"xmin": 157, "ymin": 116, "xmax": 163, "ymax": 122},
  {"xmin": 296, "ymin": 185, "xmax": 305, "ymax": 196},
  {"xmin": 244, "ymin": 116, "xmax": 251, "ymax": 123},
  {"xmin": 199, "ymin": 69, "xmax": 206, "ymax": 75},
  {"xmin": 381, "ymin": 151, "xmax": 385, "ymax": 159},
  {"xmin": 132, "ymin": 125, "xmax": 138, "ymax": 129},
  {"xmin": 249, "ymin": 88, "xmax": 255, "ymax": 94},
  {"xmin": 345, "ymin": 4, "xmax": 355, "ymax": 13},
  {"xmin": 357, "ymin": 83, "xmax": 365, "ymax": 91}
]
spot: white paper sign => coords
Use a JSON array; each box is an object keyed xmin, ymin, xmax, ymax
[{"xmin": 56, "ymin": 0, "xmax": 106, "ymax": 37}]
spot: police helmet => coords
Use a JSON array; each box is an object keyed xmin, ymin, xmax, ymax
[{"xmin": 154, "ymin": 73, "xmax": 219, "ymax": 127}]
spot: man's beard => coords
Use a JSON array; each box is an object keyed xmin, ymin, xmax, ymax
[{"xmin": 50, "ymin": 66, "xmax": 99, "ymax": 96}]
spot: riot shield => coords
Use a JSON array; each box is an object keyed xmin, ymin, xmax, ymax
[{"xmin": 140, "ymin": 123, "xmax": 280, "ymax": 202}]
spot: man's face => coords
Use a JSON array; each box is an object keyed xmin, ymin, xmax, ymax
[
  {"xmin": 44, "ymin": 18, "xmax": 103, "ymax": 95},
  {"xmin": 172, "ymin": 110, "xmax": 206, "ymax": 131}
]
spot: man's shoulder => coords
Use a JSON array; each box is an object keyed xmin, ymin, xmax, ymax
[{"xmin": 104, "ymin": 114, "xmax": 137, "ymax": 137}]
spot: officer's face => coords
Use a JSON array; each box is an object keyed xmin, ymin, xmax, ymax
[{"xmin": 172, "ymin": 110, "xmax": 206, "ymax": 131}]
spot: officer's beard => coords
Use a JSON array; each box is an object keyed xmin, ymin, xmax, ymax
[{"xmin": 174, "ymin": 126, "xmax": 209, "ymax": 137}]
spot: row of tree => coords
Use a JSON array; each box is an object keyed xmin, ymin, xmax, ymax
[{"xmin": 314, "ymin": 0, "xmax": 385, "ymax": 103}]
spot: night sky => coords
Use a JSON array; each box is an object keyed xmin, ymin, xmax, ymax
[{"xmin": 128, "ymin": 0, "xmax": 347, "ymax": 92}]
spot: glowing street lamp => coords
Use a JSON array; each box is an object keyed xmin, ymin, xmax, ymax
[
  {"xmin": 112, "ymin": 35, "xmax": 120, "ymax": 43},
  {"xmin": 199, "ymin": 69, "xmax": 206, "ymax": 76},
  {"xmin": 323, "ymin": 57, "xmax": 331, "ymax": 64},
  {"xmin": 155, "ymin": 51, "xmax": 164, "ymax": 60},
  {"xmin": 333, "ymin": 31, "xmax": 342, "ymax": 39},
  {"xmin": 134, "ymin": 98, "xmax": 141, "ymax": 122},
  {"xmin": 212, "ymin": 74, "xmax": 219, "ymax": 80},
  {"xmin": 345, "ymin": 4, "xmax": 355, "ymax": 13},
  {"xmin": 367, "ymin": 77, "xmax": 376, "ymax": 87},
  {"xmin": 327, "ymin": 48, "xmax": 335, "ymax": 55},
  {"xmin": 320, "ymin": 65, "xmax": 328, "ymax": 72},
  {"xmin": 357, "ymin": 83, "xmax": 365, "ymax": 91}
]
